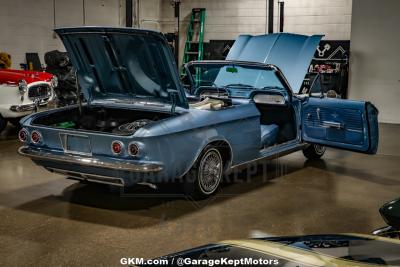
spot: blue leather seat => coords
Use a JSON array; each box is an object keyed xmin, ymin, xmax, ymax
[{"xmin": 260, "ymin": 124, "xmax": 279, "ymax": 147}]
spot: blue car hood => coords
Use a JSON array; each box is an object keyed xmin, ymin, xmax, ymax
[
  {"xmin": 55, "ymin": 27, "xmax": 188, "ymax": 108},
  {"xmin": 226, "ymin": 33, "xmax": 323, "ymax": 94}
]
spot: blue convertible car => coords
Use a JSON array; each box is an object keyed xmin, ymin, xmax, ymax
[{"xmin": 18, "ymin": 27, "xmax": 379, "ymax": 198}]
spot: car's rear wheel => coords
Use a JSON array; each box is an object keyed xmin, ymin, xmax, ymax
[
  {"xmin": 183, "ymin": 146, "xmax": 224, "ymax": 199},
  {"xmin": 303, "ymin": 144, "xmax": 326, "ymax": 159},
  {"xmin": 0, "ymin": 115, "xmax": 7, "ymax": 134}
]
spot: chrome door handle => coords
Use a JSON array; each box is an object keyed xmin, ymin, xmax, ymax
[{"xmin": 323, "ymin": 121, "xmax": 343, "ymax": 129}]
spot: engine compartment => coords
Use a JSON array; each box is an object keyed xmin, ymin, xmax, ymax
[{"xmin": 32, "ymin": 106, "xmax": 173, "ymax": 135}]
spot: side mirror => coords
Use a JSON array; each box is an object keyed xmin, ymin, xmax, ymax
[{"xmin": 181, "ymin": 73, "xmax": 194, "ymax": 95}]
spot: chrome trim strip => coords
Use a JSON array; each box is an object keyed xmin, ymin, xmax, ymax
[
  {"xmin": 347, "ymin": 128, "xmax": 363, "ymax": 133},
  {"xmin": 47, "ymin": 167, "xmax": 125, "ymax": 187},
  {"xmin": 322, "ymin": 121, "xmax": 343, "ymax": 129},
  {"xmin": 18, "ymin": 146, "xmax": 163, "ymax": 172},
  {"xmin": 10, "ymin": 104, "xmax": 36, "ymax": 112},
  {"xmin": 372, "ymin": 225, "xmax": 398, "ymax": 236}
]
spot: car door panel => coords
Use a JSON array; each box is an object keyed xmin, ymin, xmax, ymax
[{"xmin": 302, "ymin": 97, "xmax": 379, "ymax": 154}]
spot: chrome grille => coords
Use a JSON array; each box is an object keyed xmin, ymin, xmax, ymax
[{"xmin": 28, "ymin": 84, "xmax": 51, "ymax": 100}]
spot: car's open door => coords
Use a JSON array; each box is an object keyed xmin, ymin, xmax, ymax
[{"xmin": 301, "ymin": 97, "xmax": 379, "ymax": 154}]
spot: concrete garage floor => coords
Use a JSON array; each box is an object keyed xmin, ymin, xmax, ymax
[{"xmin": 0, "ymin": 123, "xmax": 399, "ymax": 266}]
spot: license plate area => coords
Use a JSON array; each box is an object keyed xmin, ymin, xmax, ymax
[{"xmin": 60, "ymin": 133, "xmax": 92, "ymax": 156}]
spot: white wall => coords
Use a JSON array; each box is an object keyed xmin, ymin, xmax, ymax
[
  {"xmin": 158, "ymin": 0, "xmax": 352, "ymax": 64},
  {"xmin": 349, "ymin": 0, "xmax": 400, "ymax": 123},
  {"xmin": 160, "ymin": 0, "xmax": 268, "ymax": 41},
  {"xmin": 138, "ymin": 0, "xmax": 162, "ymax": 31},
  {"xmin": 0, "ymin": 0, "xmax": 353, "ymax": 69},
  {"xmin": 279, "ymin": 0, "xmax": 352, "ymax": 40},
  {"xmin": 160, "ymin": 0, "xmax": 352, "ymax": 40},
  {"xmin": 0, "ymin": 0, "xmax": 124, "ymax": 69}
]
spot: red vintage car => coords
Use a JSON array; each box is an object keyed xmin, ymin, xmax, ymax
[{"xmin": 0, "ymin": 69, "xmax": 56, "ymax": 133}]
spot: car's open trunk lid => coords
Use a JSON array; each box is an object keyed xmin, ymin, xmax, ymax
[{"xmin": 55, "ymin": 27, "xmax": 188, "ymax": 109}]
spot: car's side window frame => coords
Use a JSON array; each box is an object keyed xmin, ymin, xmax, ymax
[
  {"xmin": 308, "ymin": 73, "xmax": 325, "ymax": 98},
  {"xmin": 181, "ymin": 64, "xmax": 196, "ymax": 95}
]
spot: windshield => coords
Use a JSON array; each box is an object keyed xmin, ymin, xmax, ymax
[{"xmin": 187, "ymin": 63, "xmax": 286, "ymax": 91}]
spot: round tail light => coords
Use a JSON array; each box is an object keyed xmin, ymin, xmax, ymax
[
  {"xmin": 31, "ymin": 131, "xmax": 41, "ymax": 144},
  {"xmin": 18, "ymin": 129, "xmax": 28, "ymax": 142},
  {"xmin": 128, "ymin": 143, "xmax": 139, "ymax": 156},
  {"xmin": 111, "ymin": 141, "xmax": 124, "ymax": 155}
]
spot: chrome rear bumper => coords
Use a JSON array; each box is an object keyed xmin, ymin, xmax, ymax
[{"xmin": 18, "ymin": 146, "xmax": 163, "ymax": 173}]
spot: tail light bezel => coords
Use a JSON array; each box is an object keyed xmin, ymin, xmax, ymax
[
  {"xmin": 18, "ymin": 128, "xmax": 29, "ymax": 143},
  {"xmin": 128, "ymin": 142, "xmax": 140, "ymax": 157},
  {"xmin": 111, "ymin": 140, "xmax": 124, "ymax": 155},
  {"xmin": 31, "ymin": 130, "xmax": 42, "ymax": 144}
]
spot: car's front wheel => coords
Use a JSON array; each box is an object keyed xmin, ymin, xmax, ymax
[
  {"xmin": 302, "ymin": 144, "xmax": 326, "ymax": 159},
  {"xmin": 183, "ymin": 146, "xmax": 224, "ymax": 199}
]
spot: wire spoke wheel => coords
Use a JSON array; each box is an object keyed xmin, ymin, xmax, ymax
[
  {"xmin": 314, "ymin": 144, "xmax": 326, "ymax": 155},
  {"xmin": 303, "ymin": 144, "xmax": 326, "ymax": 159},
  {"xmin": 198, "ymin": 148, "xmax": 223, "ymax": 195}
]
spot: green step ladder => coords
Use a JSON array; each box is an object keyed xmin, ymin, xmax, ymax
[{"xmin": 181, "ymin": 8, "xmax": 206, "ymax": 77}]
